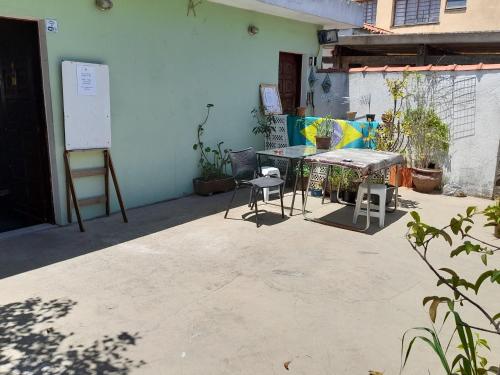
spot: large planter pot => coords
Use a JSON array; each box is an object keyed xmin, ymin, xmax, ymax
[
  {"xmin": 298, "ymin": 176, "xmax": 309, "ymax": 191},
  {"xmin": 193, "ymin": 176, "xmax": 235, "ymax": 196},
  {"xmin": 412, "ymin": 168, "xmax": 443, "ymax": 194},
  {"xmin": 315, "ymin": 136, "xmax": 331, "ymax": 150},
  {"xmin": 371, "ymin": 184, "xmax": 395, "ymax": 206},
  {"xmin": 330, "ymin": 190, "xmax": 339, "ymax": 203},
  {"xmin": 343, "ymin": 190, "xmax": 357, "ymax": 204},
  {"xmin": 389, "ymin": 166, "xmax": 413, "ymax": 188}
]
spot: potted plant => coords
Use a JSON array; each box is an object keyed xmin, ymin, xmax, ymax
[
  {"xmin": 341, "ymin": 168, "xmax": 360, "ymax": 204},
  {"xmin": 376, "ymin": 75, "xmax": 413, "ymax": 188},
  {"xmin": 404, "ymin": 106, "xmax": 450, "ymax": 193},
  {"xmin": 313, "ymin": 116, "xmax": 333, "ymax": 149},
  {"xmin": 367, "ymin": 173, "xmax": 395, "ymax": 206},
  {"xmin": 251, "ymin": 106, "xmax": 278, "ymax": 139},
  {"xmin": 192, "ymin": 104, "xmax": 234, "ymax": 196},
  {"xmin": 484, "ymin": 200, "xmax": 500, "ymax": 238},
  {"xmin": 328, "ymin": 166, "xmax": 343, "ymax": 203},
  {"xmin": 295, "ymin": 163, "xmax": 311, "ymax": 191}
]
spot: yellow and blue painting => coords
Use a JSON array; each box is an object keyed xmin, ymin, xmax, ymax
[{"xmin": 287, "ymin": 116, "xmax": 379, "ymax": 149}]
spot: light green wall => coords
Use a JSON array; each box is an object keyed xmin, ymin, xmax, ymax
[{"xmin": 0, "ymin": 0, "xmax": 319, "ymax": 223}]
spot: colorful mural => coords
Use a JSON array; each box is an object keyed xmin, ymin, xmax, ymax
[{"xmin": 286, "ymin": 116, "xmax": 379, "ymax": 149}]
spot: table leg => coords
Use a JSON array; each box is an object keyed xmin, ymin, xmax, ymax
[
  {"xmin": 302, "ymin": 162, "xmax": 314, "ymax": 215},
  {"xmin": 322, "ymin": 165, "xmax": 331, "ymax": 205},
  {"xmin": 290, "ymin": 159, "xmax": 299, "ymax": 216},
  {"xmin": 300, "ymin": 159, "xmax": 305, "ymax": 207}
]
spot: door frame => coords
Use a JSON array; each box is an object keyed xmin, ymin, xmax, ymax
[
  {"xmin": 0, "ymin": 15, "xmax": 61, "ymax": 225},
  {"xmin": 278, "ymin": 51, "xmax": 309, "ymax": 110}
]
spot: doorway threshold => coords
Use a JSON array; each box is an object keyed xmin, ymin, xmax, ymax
[{"xmin": 0, "ymin": 223, "xmax": 57, "ymax": 241}]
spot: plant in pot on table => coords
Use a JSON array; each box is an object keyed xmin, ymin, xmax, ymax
[
  {"xmin": 313, "ymin": 116, "xmax": 334, "ymax": 150},
  {"xmin": 192, "ymin": 104, "xmax": 234, "ymax": 196},
  {"xmin": 404, "ymin": 106, "xmax": 449, "ymax": 193}
]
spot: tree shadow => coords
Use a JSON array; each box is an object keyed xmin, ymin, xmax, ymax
[{"xmin": 0, "ymin": 297, "xmax": 145, "ymax": 374}]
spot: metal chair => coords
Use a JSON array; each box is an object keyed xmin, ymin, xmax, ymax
[{"xmin": 224, "ymin": 148, "xmax": 285, "ymax": 227}]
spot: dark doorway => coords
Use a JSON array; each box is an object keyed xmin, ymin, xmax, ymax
[
  {"xmin": 0, "ymin": 18, "xmax": 54, "ymax": 233},
  {"xmin": 278, "ymin": 52, "xmax": 302, "ymax": 115}
]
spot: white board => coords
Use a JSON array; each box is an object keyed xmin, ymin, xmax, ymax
[{"xmin": 62, "ymin": 61, "xmax": 111, "ymax": 150}]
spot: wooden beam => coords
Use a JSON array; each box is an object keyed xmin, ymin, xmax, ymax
[{"xmin": 72, "ymin": 167, "xmax": 107, "ymax": 178}]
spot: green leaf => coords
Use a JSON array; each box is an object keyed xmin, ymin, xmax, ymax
[
  {"xmin": 474, "ymin": 271, "xmax": 494, "ymax": 293},
  {"xmin": 481, "ymin": 254, "xmax": 488, "ymax": 266},
  {"xmin": 492, "ymin": 312, "xmax": 500, "ymax": 321},
  {"xmin": 193, "ymin": 144, "xmax": 198, "ymax": 150},
  {"xmin": 410, "ymin": 211, "xmax": 420, "ymax": 223},
  {"xmin": 466, "ymin": 206, "xmax": 477, "ymax": 217}
]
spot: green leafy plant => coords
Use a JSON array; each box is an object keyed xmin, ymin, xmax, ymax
[
  {"xmin": 484, "ymin": 200, "xmax": 500, "ymax": 238},
  {"xmin": 328, "ymin": 166, "xmax": 344, "ymax": 190},
  {"xmin": 193, "ymin": 104, "xmax": 231, "ymax": 181},
  {"xmin": 402, "ymin": 207, "xmax": 500, "ymax": 375},
  {"xmin": 251, "ymin": 107, "xmax": 278, "ymax": 138},
  {"xmin": 376, "ymin": 74, "xmax": 410, "ymax": 152},
  {"xmin": 403, "ymin": 107, "xmax": 450, "ymax": 169},
  {"xmin": 313, "ymin": 115, "xmax": 334, "ymax": 138}
]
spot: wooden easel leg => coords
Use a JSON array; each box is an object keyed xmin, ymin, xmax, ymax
[
  {"xmin": 104, "ymin": 150, "xmax": 110, "ymax": 216},
  {"xmin": 107, "ymin": 152, "xmax": 128, "ymax": 223},
  {"xmin": 64, "ymin": 151, "xmax": 85, "ymax": 232},
  {"xmin": 66, "ymin": 162, "xmax": 72, "ymax": 224}
]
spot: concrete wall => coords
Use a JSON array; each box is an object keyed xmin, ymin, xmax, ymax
[
  {"xmin": 346, "ymin": 70, "xmax": 500, "ymax": 198},
  {"xmin": 373, "ymin": 0, "xmax": 500, "ymax": 33},
  {"xmin": 305, "ymin": 72, "xmax": 350, "ymax": 118},
  {"xmin": 0, "ymin": 0, "xmax": 319, "ymax": 224}
]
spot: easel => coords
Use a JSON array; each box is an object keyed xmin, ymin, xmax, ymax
[{"xmin": 64, "ymin": 148, "xmax": 127, "ymax": 232}]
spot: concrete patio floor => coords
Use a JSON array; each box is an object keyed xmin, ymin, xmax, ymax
[{"xmin": 0, "ymin": 188, "xmax": 498, "ymax": 374}]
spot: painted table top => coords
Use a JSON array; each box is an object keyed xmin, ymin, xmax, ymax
[{"xmin": 304, "ymin": 148, "xmax": 404, "ymax": 176}]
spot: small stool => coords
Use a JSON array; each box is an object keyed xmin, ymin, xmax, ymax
[
  {"xmin": 353, "ymin": 183, "xmax": 387, "ymax": 228},
  {"xmin": 261, "ymin": 166, "xmax": 281, "ymax": 202}
]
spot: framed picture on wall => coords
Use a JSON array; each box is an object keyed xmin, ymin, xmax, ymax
[{"xmin": 260, "ymin": 84, "xmax": 283, "ymax": 115}]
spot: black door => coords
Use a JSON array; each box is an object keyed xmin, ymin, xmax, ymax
[{"xmin": 0, "ymin": 18, "xmax": 54, "ymax": 232}]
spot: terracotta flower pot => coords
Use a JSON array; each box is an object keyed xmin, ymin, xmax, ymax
[
  {"xmin": 411, "ymin": 167, "xmax": 443, "ymax": 194},
  {"xmin": 389, "ymin": 166, "xmax": 413, "ymax": 188},
  {"xmin": 346, "ymin": 111, "xmax": 357, "ymax": 121},
  {"xmin": 193, "ymin": 176, "xmax": 235, "ymax": 196},
  {"xmin": 296, "ymin": 107, "xmax": 307, "ymax": 117},
  {"xmin": 315, "ymin": 136, "xmax": 331, "ymax": 150}
]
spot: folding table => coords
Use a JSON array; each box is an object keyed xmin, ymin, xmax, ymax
[{"xmin": 302, "ymin": 149, "xmax": 405, "ymax": 231}]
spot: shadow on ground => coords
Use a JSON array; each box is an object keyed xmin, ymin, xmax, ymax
[
  {"xmin": 0, "ymin": 191, "xmax": 256, "ymax": 279},
  {"xmin": 316, "ymin": 205, "xmax": 408, "ymax": 235},
  {"xmin": 0, "ymin": 297, "xmax": 145, "ymax": 374}
]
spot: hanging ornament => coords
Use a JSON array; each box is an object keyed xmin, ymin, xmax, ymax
[
  {"xmin": 308, "ymin": 69, "xmax": 317, "ymax": 88},
  {"xmin": 321, "ymin": 74, "xmax": 332, "ymax": 93}
]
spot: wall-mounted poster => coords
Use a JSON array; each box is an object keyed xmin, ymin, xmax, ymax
[{"xmin": 260, "ymin": 84, "xmax": 283, "ymax": 115}]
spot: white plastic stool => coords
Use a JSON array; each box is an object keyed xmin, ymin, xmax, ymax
[
  {"xmin": 353, "ymin": 183, "xmax": 387, "ymax": 228},
  {"xmin": 261, "ymin": 166, "xmax": 281, "ymax": 202}
]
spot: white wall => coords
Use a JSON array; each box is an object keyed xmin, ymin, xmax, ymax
[
  {"xmin": 307, "ymin": 71, "xmax": 350, "ymax": 118},
  {"xmin": 346, "ymin": 71, "xmax": 500, "ymax": 198}
]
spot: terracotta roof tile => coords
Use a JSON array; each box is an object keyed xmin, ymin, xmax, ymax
[{"xmin": 348, "ymin": 63, "xmax": 500, "ymax": 73}]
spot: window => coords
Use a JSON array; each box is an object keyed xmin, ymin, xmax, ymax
[
  {"xmin": 363, "ymin": 0, "xmax": 378, "ymax": 25},
  {"xmin": 446, "ymin": 0, "xmax": 466, "ymax": 9},
  {"xmin": 393, "ymin": 0, "xmax": 441, "ymax": 26}
]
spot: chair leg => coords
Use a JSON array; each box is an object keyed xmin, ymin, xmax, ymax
[
  {"xmin": 279, "ymin": 184, "xmax": 285, "ymax": 218},
  {"xmin": 353, "ymin": 185, "xmax": 364, "ymax": 224},
  {"xmin": 225, "ymin": 186, "xmax": 238, "ymax": 218},
  {"xmin": 379, "ymin": 189, "xmax": 387, "ymax": 228},
  {"xmin": 254, "ymin": 188, "xmax": 259, "ymax": 227},
  {"xmin": 248, "ymin": 186, "xmax": 254, "ymax": 208}
]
